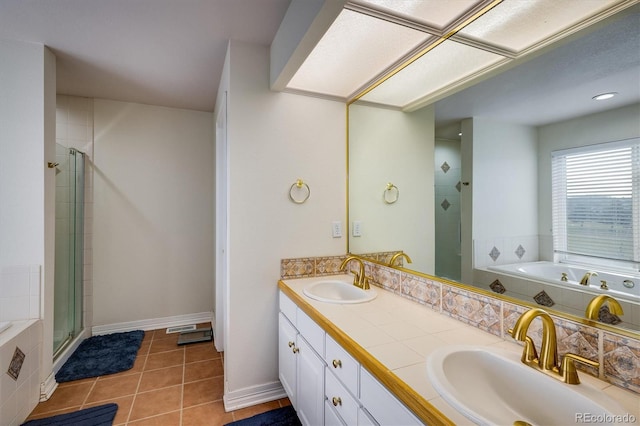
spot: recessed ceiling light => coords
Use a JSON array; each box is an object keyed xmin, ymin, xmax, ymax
[{"xmin": 592, "ymin": 92, "xmax": 618, "ymax": 100}]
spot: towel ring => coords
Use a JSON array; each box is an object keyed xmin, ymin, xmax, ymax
[
  {"xmin": 383, "ymin": 182, "xmax": 399, "ymax": 204},
  {"xmin": 289, "ymin": 179, "xmax": 310, "ymax": 204}
]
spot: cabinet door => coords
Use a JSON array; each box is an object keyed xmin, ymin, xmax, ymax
[
  {"xmin": 279, "ymin": 313, "xmax": 298, "ymax": 406},
  {"xmin": 296, "ymin": 337, "xmax": 325, "ymax": 426}
]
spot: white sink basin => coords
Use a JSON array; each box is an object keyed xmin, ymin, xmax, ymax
[
  {"xmin": 303, "ymin": 279, "xmax": 377, "ymax": 304},
  {"xmin": 427, "ymin": 346, "xmax": 626, "ymax": 426}
]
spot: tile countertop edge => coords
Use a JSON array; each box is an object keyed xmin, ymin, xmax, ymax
[{"xmin": 278, "ymin": 280, "xmax": 455, "ymax": 426}]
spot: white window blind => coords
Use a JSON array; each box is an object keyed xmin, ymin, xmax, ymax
[{"xmin": 552, "ymin": 138, "xmax": 640, "ymax": 268}]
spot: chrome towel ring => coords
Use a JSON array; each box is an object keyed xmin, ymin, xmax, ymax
[
  {"xmin": 383, "ymin": 182, "xmax": 399, "ymax": 204},
  {"xmin": 289, "ymin": 179, "xmax": 310, "ymax": 204}
]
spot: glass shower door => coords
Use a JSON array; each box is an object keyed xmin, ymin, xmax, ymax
[{"xmin": 53, "ymin": 145, "xmax": 85, "ymax": 357}]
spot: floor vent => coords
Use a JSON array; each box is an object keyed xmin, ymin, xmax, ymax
[{"xmin": 166, "ymin": 324, "xmax": 197, "ymax": 334}]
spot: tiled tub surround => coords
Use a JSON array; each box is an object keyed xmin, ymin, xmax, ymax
[
  {"xmin": 279, "ymin": 276, "xmax": 640, "ymax": 425},
  {"xmin": 281, "ymin": 256, "xmax": 640, "ymax": 396},
  {"xmin": 0, "ymin": 320, "xmax": 42, "ymax": 426},
  {"xmin": 474, "ymin": 265, "xmax": 640, "ymax": 332}
]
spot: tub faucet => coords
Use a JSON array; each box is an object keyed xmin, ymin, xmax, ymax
[
  {"xmin": 509, "ymin": 308, "xmax": 599, "ymax": 384},
  {"xmin": 579, "ymin": 271, "xmax": 598, "ymax": 286},
  {"xmin": 585, "ymin": 294, "xmax": 624, "ymax": 320},
  {"xmin": 340, "ymin": 256, "xmax": 370, "ymax": 290},
  {"xmin": 388, "ymin": 252, "xmax": 412, "ymax": 267}
]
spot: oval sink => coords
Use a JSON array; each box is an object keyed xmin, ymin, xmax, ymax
[
  {"xmin": 427, "ymin": 346, "xmax": 626, "ymax": 426},
  {"xmin": 303, "ymin": 280, "xmax": 377, "ymax": 304}
]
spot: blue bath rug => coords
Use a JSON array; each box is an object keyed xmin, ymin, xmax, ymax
[
  {"xmin": 21, "ymin": 403, "xmax": 118, "ymax": 426},
  {"xmin": 55, "ymin": 331, "xmax": 144, "ymax": 383},
  {"xmin": 224, "ymin": 406, "xmax": 301, "ymax": 426}
]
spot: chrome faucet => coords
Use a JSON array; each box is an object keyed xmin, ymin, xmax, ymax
[
  {"xmin": 585, "ymin": 294, "xmax": 624, "ymax": 320},
  {"xmin": 340, "ymin": 256, "xmax": 370, "ymax": 290},
  {"xmin": 579, "ymin": 271, "xmax": 598, "ymax": 286},
  {"xmin": 388, "ymin": 251, "xmax": 412, "ymax": 267},
  {"xmin": 509, "ymin": 308, "xmax": 599, "ymax": 384}
]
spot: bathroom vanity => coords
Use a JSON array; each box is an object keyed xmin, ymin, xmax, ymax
[{"xmin": 278, "ymin": 274, "xmax": 640, "ymax": 426}]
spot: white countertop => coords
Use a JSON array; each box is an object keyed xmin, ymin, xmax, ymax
[{"xmin": 280, "ymin": 275, "xmax": 640, "ymax": 425}]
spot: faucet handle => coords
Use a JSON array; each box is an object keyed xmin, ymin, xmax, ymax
[
  {"xmin": 508, "ymin": 329, "xmax": 538, "ymax": 364},
  {"xmin": 560, "ymin": 353, "xmax": 599, "ymax": 384}
]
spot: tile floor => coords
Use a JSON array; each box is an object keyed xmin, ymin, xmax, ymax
[{"xmin": 25, "ymin": 326, "xmax": 291, "ymax": 425}]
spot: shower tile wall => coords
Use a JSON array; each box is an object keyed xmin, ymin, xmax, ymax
[
  {"xmin": 434, "ymin": 139, "xmax": 461, "ymax": 281},
  {"xmin": 56, "ymin": 95, "xmax": 93, "ymax": 332}
]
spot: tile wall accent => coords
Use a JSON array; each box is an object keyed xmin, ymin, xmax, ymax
[
  {"xmin": 474, "ymin": 235, "xmax": 539, "ymax": 268},
  {"xmin": 0, "ymin": 265, "xmax": 41, "ymax": 321},
  {"xmin": 0, "ymin": 320, "xmax": 43, "ymax": 425},
  {"xmin": 281, "ymin": 255, "xmax": 640, "ymax": 394},
  {"xmin": 56, "ymin": 95, "xmax": 94, "ymax": 331}
]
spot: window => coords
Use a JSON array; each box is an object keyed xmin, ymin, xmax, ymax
[{"xmin": 552, "ymin": 138, "xmax": 640, "ymax": 271}]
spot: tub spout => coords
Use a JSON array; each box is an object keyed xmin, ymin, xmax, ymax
[
  {"xmin": 585, "ymin": 294, "xmax": 624, "ymax": 320},
  {"xmin": 579, "ymin": 271, "xmax": 598, "ymax": 286}
]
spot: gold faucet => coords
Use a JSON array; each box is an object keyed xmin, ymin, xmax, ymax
[
  {"xmin": 340, "ymin": 256, "xmax": 370, "ymax": 290},
  {"xmin": 579, "ymin": 271, "xmax": 598, "ymax": 286},
  {"xmin": 585, "ymin": 294, "xmax": 624, "ymax": 320},
  {"xmin": 388, "ymin": 252, "xmax": 412, "ymax": 267},
  {"xmin": 509, "ymin": 308, "xmax": 599, "ymax": 384}
]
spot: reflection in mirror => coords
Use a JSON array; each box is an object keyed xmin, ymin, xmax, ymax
[{"xmin": 348, "ymin": 6, "xmax": 639, "ymax": 334}]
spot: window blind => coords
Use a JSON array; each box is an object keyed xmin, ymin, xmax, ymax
[{"xmin": 552, "ymin": 138, "xmax": 640, "ymax": 266}]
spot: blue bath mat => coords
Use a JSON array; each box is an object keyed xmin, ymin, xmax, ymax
[
  {"xmin": 21, "ymin": 403, "xmax": 118, "ymax": 426},
  {"xmin": 55, "ymin": 331, "xmax": 144, "ymax": 383},
  {"xmin": 225, "ymin": 406, "xmax": 301, "ymax": 426}
]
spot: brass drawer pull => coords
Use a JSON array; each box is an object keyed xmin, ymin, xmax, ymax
[
  {"xmin": 332, "ymin": 359, "xmax": 342, "ymax": 368},
  {"xmin": 288, "ymin": 341, "xmax": 295, "ymax": 348},
  {"xmin": 332, "ymin": 397, "xmax": 342, "ymax": 407},
  {"xmin": 292, "ymin": 347, "xmax": 299, "ymax": 354}
]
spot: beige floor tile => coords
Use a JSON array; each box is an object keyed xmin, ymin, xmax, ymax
[
  {"xmin": 185, "ymin": 342, "xmax": 221, "ymax": 363},
  {"xmin": 138, "ymin": 365, "xmax": 183, "ymax": 392},
  {"xmin": 85, "ymin": 373, "xmax": 140, "ymax": 404},
  {"xmin": 29, "ymin": 382, "xmax": 94, "ymax": 415},
  {"xmin": 129, "ymin": 385, "xmax": 182, "ymax": 421},
  {"xmin": 183, "ymin": 377, "xmax": 223, "ymax": 408},
  {"xmin": 183, "ymin": 401, "xmax": 234, "ymax": 425},
  {"xmin": 145, "ymin": 348, "xmax": 184, "ymax": 370},
  {"xmin": 184, "ymin": 358, "xmax": 223, "ymax": 383},
  {"xmin": 127, "ymin": 410, "xmax": 181, "ymax": 425}
]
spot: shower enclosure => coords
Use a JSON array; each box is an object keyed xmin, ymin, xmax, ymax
[{"xmin": 53, "ymin": 144, "xmax": 85, "ymax": 357}]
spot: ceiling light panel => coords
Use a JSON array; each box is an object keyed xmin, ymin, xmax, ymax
[
  {"xmin": 286, "ymin": 9, "xmax": 430, "ymax": 98},
  {"xmin": 360, "ymin": 39, "xmax": 506, "ymax": 108},
  {"xmin": 458, "ymin": 0, "xmax": 622, "ymax": 52},
  {"xmin": 352, "ymin": 0, "xmax": 483, "ymax": 29}
]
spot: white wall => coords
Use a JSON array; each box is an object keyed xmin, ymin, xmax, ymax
[
  {"xmin": 0, "ymin": 39, "xmax": 55, "ymax": 420},
  {"xmin": 349, "ymin": 104, "xmax": 435, "ymax": 274},
  {"xmin": 222, "ymin": 40, "xmax": 346, "ymax": 405},
  {"xmin": 92, "ymin": 100, "xmax": 214, "ymax": 326},
  {"xmin": 471, "ymin": 118, "xmax": 538, "ymax": 267},
  {"xmin": 537, "ymin": 103, "xmax": 640, "ymax": 260}
]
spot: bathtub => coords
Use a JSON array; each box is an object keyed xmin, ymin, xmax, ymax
[
  {"xmin": 487, "ymin": 261, "xmax": 639, "ymax": 303},
  {"xmin": 0, "ymin": 321, "xmax": 11, "ymax": 334}
]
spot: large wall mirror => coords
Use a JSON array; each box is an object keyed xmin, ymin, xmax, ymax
[{"xmin": 348, "ymin": 4, "xmax": 639, "ymax": 335}]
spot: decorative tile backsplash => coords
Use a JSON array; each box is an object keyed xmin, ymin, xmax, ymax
[{"xmin": 281, "ymin": 254, "xmax": 640, "ymax": 394}]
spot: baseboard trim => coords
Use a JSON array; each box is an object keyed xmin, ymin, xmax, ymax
[
  {"xmin": 40, "ymin": 372, "xmax": 58, "ymax": 402},
  {"xmin": 92, "ymin": 312, "xmax": 213, "ymax": 335},
  {"xmin": 223, "ymin": 381, "xmax": 287, "ymax": 412}
]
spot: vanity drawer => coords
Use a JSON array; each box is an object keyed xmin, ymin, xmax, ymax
[
  {"xmin": 325, "ymin": 367, "xmax": 359, "ymax": 426},
  {"xmin": 325, "ymin": 334, "xmax": 359, "ymax": 395},
  {"xmin": 360, "ymin": 367, "xmax": 421, "ymax": 426},
  {"xmin": 279, "ymin": 291, "xmax": 297, "ymax": 324},
  {"xmin": 296, "ymin": 308, "xmax": 324, "ymax": 356}
]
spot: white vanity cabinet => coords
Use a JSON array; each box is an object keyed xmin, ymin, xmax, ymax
[
  {"xmin": 278, "ymin": 292, "xmax": 325, "ymax": 426},
  {"xmin": 279, "ymin": 290, "xmax": 424, "ymax": 426}
]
